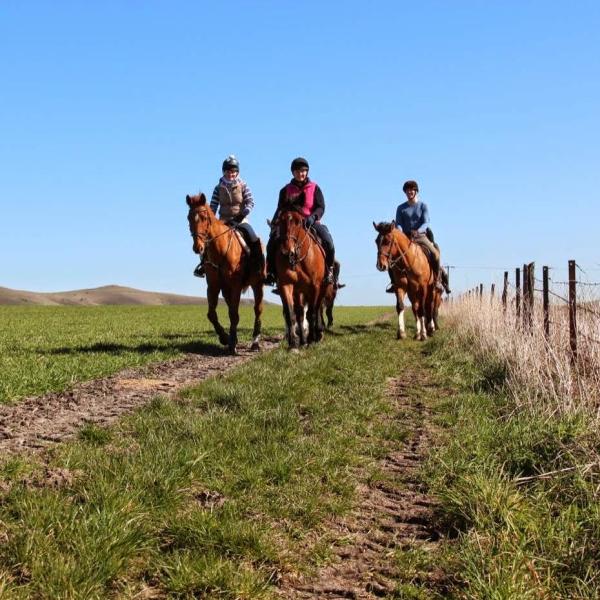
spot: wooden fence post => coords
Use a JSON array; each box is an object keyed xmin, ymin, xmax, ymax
[
  {"xmin": 522, "ymin": 263, "xmax": 528, "ymax": 329},
  {"xmin": 569, "ymin": 260, "xmax": 577, "ymax": 363},
  {"xmin": 502, "ymin": 271, "xmax": 508, "ymax": 312},
  {"xmin": 527, "ymin": 262, "xmax": 535, "ymax": 331},
  {"xmin": 515, "ymin": 267, "xmax": 521, "ymax": 324},
  {"xmin": 491, "ymin": 283, "xmax": 495, "ymax": 303},
  {"xmin": 543, "ymin": 266, "xmax": 549, "ymax": 340}
]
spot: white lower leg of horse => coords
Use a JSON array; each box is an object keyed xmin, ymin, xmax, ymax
[
  {"xmin": 397, "ymin": 309, "xmax": 405, "ymax": 336},
  {"xmin": 420, "ymin": 317, "xmax": 428, "ymax": 338},
  {"xmin": 415, "ymin": 317, "xmax": 421, "ymax": 336},
  {"xmin": 302, "ymin": 306, "xmax": 309, "ymax": 338}
]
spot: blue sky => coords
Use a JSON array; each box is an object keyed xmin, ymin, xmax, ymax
[{"xmin": 1, "ymin": 1, "xmax": 599, "ymax": 305}]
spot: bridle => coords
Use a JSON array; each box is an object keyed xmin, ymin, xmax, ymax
[
  {"xmin": 377, "ymin": 231, "xmax": 411, "ymax": 270},
  {"xmin": 280, "ymin": 217, "xmax": 311, "ymax": 269},
  {"xmin": 189, "ymin": 206, "xmax": 236, "ymax": 265}
]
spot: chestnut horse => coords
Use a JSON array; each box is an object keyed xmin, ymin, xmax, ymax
[
  {"xmin": 276, "ymin": 210, "xmax": 326, "ymax": 348},
  {"xmin": 320, "ymin": 261, "xmax": 343, "ymax": 329},
  {"xmin": 374, "ymin": 221, "xmax": 436, "ymax": 341},
  {"xmin": 186, "ymin": 193, "xmax": 265, "ymax": 354}
]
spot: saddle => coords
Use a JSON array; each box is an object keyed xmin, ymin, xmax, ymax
[
  {"xmin": 305, "ymin": 225, "xmax": 326, "ymax": 259},
  {"xmin": 233, "ymin": 229, "xmax": 250, "ymax": 254}
]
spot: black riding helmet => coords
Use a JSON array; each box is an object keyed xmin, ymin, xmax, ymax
[
  {"xmin": 402, "ymin": 180, "xmax": 419, "ymax": 193},
  {"xmin": 222, "ymin": 155, "xmax": 240, "ymax": 173},
  {"xmin": 290, "ymin": 157, "xmax": 309, "ymax": 172}
]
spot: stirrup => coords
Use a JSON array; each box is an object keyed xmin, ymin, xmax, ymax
[
  {"xmin": 324, "ymin": 268, "xmax": 335, "ymax": 285},
  {"xmin": 335, "ymin": 282, "xmax": 346, "ymax": 290},
  {"xmin": 193, "ymin": 264, "xmax": 205, "ymax": 278},
  {"xmin": 271, "ymin": 287, "xmax": 281, "ymax": 296},
  {"xmin": 385, "ymin": 284, "xmax": 395, "ymax": 293}
]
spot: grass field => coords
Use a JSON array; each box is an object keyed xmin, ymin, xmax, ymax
[
  {"xmin": 0, "ymin": 304, "xmax": 387, "ymax": 404},
  {"xmin": 0, "ymin": 305, "xmax": 417, "ymax": 598},
  {"xmin": 2, "ymin": 304, "xmax": 597, "ymax": 597}
]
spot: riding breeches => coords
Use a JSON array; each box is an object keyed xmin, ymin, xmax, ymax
[{"xmin": 231, "ymin": 222, "xmax": 259, "ymax": 244}]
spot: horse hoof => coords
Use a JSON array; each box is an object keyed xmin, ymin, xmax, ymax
[
  {"xmin": 250, "ymin": 342, "xmax": 260, "ymax": 351},
  {"xmin": 289, "ymin": 347, "xmax": 300, "ymax": 354},
  {"xmin": 397, "ymin": 331, "xmax": 406, "ymax": 340},
  {"xmin": 219, "ymin": 335, "xmax": 229, "ymax": 346},
  {"xmin": 228, "ymin": 346, "xmax": 238, "ymax": 355}
]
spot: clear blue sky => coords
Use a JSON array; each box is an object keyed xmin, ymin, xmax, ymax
[{"xmin": 2, "ymin": 1, "xmax": 599, "ymax": 305}]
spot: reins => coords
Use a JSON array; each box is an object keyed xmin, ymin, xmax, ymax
[
  {"xmin": 378, "ymin": 232, "xmax": 412, "ymax": 271},
  {"xmin": 189, "ymin": 208, "xmax": 238, "ymax": 269}
]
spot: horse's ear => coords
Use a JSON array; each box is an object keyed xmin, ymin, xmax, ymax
[
  {"xmin": 199, "ymin": 193, "xmax": 207, "ymax": 205},
  {"xmin": 373, "ymin": 221, "xmax": 378, "ymax": 231},
  {"xmin": 391, "ymin": 219, "xmax": 396, "ymax": 228},
  {"xmin": 186, "ymin": 194, "xmax": 192, "ymax": 206}
]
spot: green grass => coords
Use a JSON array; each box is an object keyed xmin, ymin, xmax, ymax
[
  {"xmin": 422, "ymin": 332, "xmax": 600, "ymax": 599},
  {"xmin": 0, "ymin": 306, "xmax": 409, "ymax": 597},
  {"xmin": 0, "ymin": 304, "xmax": 387, "ymax": 404}
]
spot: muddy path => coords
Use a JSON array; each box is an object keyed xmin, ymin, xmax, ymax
[
  {"xmin": 0, "ymin": 337, "xmax": 281, "ymax": 455},
  {"xmin": 277, "ymin": 375, "xmax": 447, "ymax": 599}
]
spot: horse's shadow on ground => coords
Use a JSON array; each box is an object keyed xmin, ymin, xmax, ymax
[
  {"xmin": 42, "ymin": 323, "xmax": 390, "ymax": 357},
  {"xmin": 327, "ymin": 322, "xmax": 391, "ymax": 336},
  {"xmin": 44, "ymin": 339, "xmax": 231, "ymax": 358}
]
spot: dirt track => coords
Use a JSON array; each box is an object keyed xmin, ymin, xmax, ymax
[
  {"xmin": 277, "ymin": 376, "xmax": 446, "ymax": 599},
  {"xmin": 0, "ymin": 338, "xmax": 281, "ymax": 455}
]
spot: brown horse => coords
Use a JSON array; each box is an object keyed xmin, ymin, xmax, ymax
[
  {"xmin": 275, "ymin": 210, "xmax": 327, "ymax": 348},
  {"xmin": 320, "ymin": 261, "xmax": 343, "ymax": 329},
  {"xmin": 374, "ymin": 221, "xmax": 436, "ymax": 341},
  {"xmin": 186, "ymin": 193, "xmax": 265, "ymax": 354}
]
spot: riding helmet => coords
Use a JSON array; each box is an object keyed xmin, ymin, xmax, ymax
[
  {"xmin": 222, "ymin": 155, "xmax": 240, "ymax": 173},
  {"xmin": 290, "ymin": 157, "xmax": 309, "ymax": 172},
  {"xmin": 402, "ymin": 180, "xmax": 419, "ymax": 193}
]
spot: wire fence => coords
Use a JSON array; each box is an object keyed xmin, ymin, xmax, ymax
[{"xmin": 459, "ymin": 259, "xmax": 600, "ymax": 363}]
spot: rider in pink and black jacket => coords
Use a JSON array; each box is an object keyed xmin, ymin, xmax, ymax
[{"xmin": 265, "ymin": 157, "xmax": 339, "ymax": 288}]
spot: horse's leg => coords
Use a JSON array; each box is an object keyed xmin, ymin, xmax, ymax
[
  {"xmin": 206, "ymin": 282, "xmax": 228, "ymax": 346},
  {"xmin": 395, "ymin": 288, "xmax": 407, "ymax": 340},
  {"xmin": 315, "ymin": 292, "xmax": 325, "ymax": 343},
  {"xmin": 326, "ymin": 301, "xmax": 333, "ymax": 329},
  {"xmin": 224, "ymin": 286, "xmax": 242, "ymax": 355},
  {"xmin": 294, "ymin": 293, "xmax": 308, "ymax": 346},
  {"xmin": 411, "ymin": 297, "xmax": 424, "ymax": 341},
  {"xmin": 433, "ymin": 290, "xmax": 441, "ymax": 331},
  {"xmin": 250, "ymin": 282, "xmax": 264, "ymax": 351},
  {"xmin": 281, "ymin": 285, "xmax": 299, "ymax": 349},
  {"xmin": 426, "ymin": 286, "xmax": 436, "ymax": 337}
]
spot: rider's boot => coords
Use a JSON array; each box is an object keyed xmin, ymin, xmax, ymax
[
  {"xmin": 324, "ymin": 265, "xmax": 335, "ymax": 285},
  {"xmin": 253, "ymin": 241, "xmax": 265, "ymax": 276},
  {"xmin": 193, "ymin": 257, "xmax": 206, "ymax": 278},
  {"xmin": 333, "ymin": 260, "xmax": 346, "ymax": 289},
  {"xmin": 385, "ymin": 269, "xmax": 395, "ymax": 293},
  {"xmin": 441, "ymin": 267, "xmax": 452, "ymax": 294}
]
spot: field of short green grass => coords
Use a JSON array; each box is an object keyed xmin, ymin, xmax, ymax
[
  {"xmin": 0, "ymin": 304, "xmax": 387, "ymax": 404},
  {"xmin": 0, "ymin": 307, "xmax": 417, "ymax": 598}
]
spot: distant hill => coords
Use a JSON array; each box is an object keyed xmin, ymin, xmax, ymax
[{"xmin": 0, "ymin": 285, "xmax": 210, "ymax": 306}]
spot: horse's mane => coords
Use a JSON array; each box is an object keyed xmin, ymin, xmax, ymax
[{"xmin": 374, "ymin": 221, "xmax": 396, "ymax": 235}]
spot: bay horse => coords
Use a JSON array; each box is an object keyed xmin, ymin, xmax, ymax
[
  {"xmin": 374, "ymin": 221, "xmax": 436, "ymax": 341},
  {"xmin": 320, "ymin": 261, "xmax": 343, "ymax": 329},
  {"xmin": 186, "ymin": 193, "xmax": 265, "ymax": 354},
  {"xmin": 275, "ymin": 210, "xmax": 327, "ymax": 348}
]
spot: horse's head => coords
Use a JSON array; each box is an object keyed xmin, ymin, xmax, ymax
[
  {"xmin": 373, "ymin": 221, "xmax": 397, "ymax": 272},
  {"xmin": 186, "ymin": 193, "xmax": 213, "ymax": 254},
  {"xmin": 278, "ymin": 210, "xmax": 306, "ymax": 257}
]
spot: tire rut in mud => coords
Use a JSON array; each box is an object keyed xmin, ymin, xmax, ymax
[
  {"xmin": 0, "ymin": 337, "xmax": 281, "ymax": 455},
  {"xmin": 277, "ymin": 376, "xmax": 446, "ymax": 599}
]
